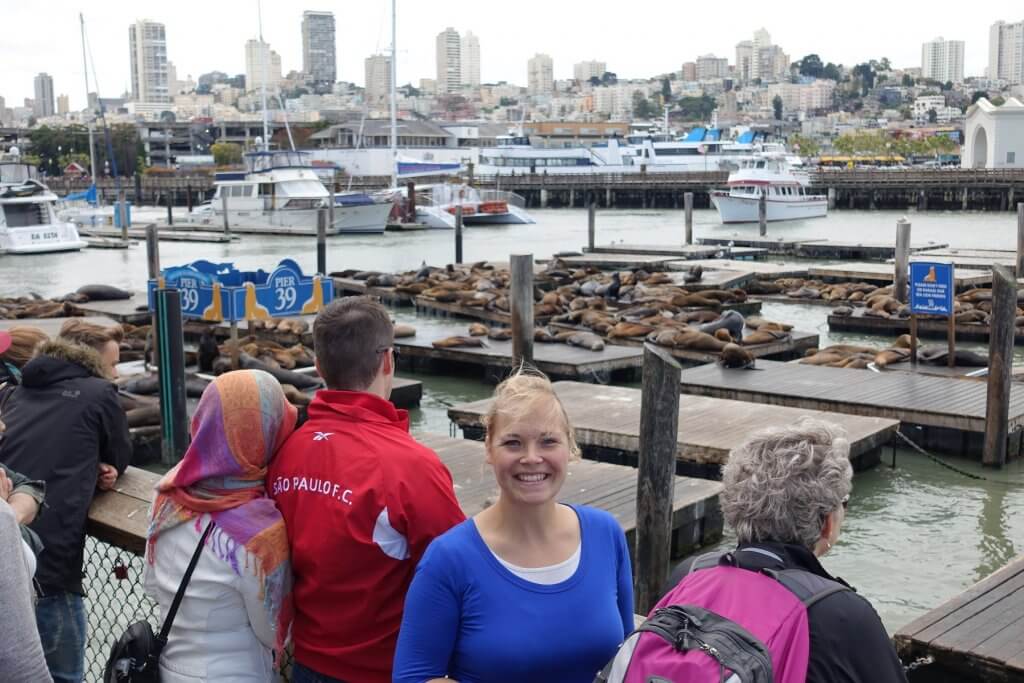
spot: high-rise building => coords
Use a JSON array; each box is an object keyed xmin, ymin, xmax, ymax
[
  {"xmin": 435, "ymin": 27, "xmax": 461, "ymax": 94},
  {"xmin": 921, "ymin": 37, "xmax": 965, "ymax": 83},
  {"xmin": 461, "ymin": 31, "xmax": 480, "ymax": 90},
  {"xmin": 574, "ymin": 60, "xmax": 606, "ymax": 84},
  {"xmin": 57, "ymin": 94, "xmax": 69, "ymax": 115},
  {"xmin": 129, "ymin": 19, "xmax": 170, "ymax": 103},
  {"xmin": 245, "ymin": 39, "xmax": 283, "ymax": 95},
  {"xmin": 751, "ymin": 28, "xmax": 771, "ymax": 81},
  {"xmin": 696, "ymin": 54, "xmax": 729, "ymax": 80},
  {"xmin": 33, "ymin": 73, "xmax": 55, "ymax": 117},
  {"xmin": 528, "ymin": 53, "xmax": 554, "ymax": 96},
  {"xmin": 302, "ymin": 11, "xmax": 336, "ymax": 85},
  {"xmin": 735, "ymin": 41, "xmax": 753, "ymax": 82},
  {"xmin": 364, "ymin": 53, "xmax": 392, "ymax": 103},
  {"xmin": 989, "ymin": 20, "xmax": 1024, "ymax": 84},
  {"xmin": 680, "ymin": 62, "xmax": 697, "ymax": 82},
  {"xmin": 735, "ymin": 29, "xmax": 788, "ymax": 83}
]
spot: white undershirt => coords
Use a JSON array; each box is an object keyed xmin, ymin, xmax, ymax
[{"xmin": 491, "ymin": 543, "xmax": 582, "ymax": 585}]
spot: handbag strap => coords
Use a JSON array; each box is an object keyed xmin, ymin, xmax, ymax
[{"xmin": 156, "ymin": 520, "xmax": 215, "ymax": 645}]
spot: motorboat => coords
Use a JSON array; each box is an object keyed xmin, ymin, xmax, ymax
[
  {"xmin": 190, "ymin": 151, "xmax": 392, "ymax": 235},
  {"xmin": 711, "ymin": 155, "xmax": 827, "ymax": 223},
  {"xmin": 396, "ymin": 183, "xmax": 534, "ymax": 229},
  {"xmin": 0, "ymin": 152, "xmax": 88, "ymax": 254}
]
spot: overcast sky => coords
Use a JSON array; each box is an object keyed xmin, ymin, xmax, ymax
[{"xmin": 3, "ymin": 0, "xmax": 1021, "ymax": 110}]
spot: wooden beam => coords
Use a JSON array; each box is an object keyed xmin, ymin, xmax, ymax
[
  {"xmin": 984, "ymin": 265, "xmax": 1017, "ymax": 467},
  {"xmin": 510, "ymin": 253, "xmax": 535, "ymax": 366},
  {"xmin": 894, "ymin": 218, "xmax": 911, "ymax": 303}
]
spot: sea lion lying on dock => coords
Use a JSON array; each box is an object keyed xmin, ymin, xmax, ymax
[
  {"xmin": 75, "ymin": 284, "xmax": 133, "ymax": 301},
  {"xmin": 393, "ymin": 323, "xmax": 417, "ymax": 338},
  {"xmin": 237, "ymin": 352, "xmax": 323, "ymax": 390},
  {"xmin": 719, "ymin": 343, "xmax": 756, "ymax": 369},
  {"xmin": 917, "ymin": 346, "xmax": 988, "ymax": 367},
  {"xmin": 562, "ymin": 331, "xmax": 605, "ymax": 352},
  {"xmin": 432, "ymin": 336, "xmax": 488, "ymax": 349},
  {"xmin": 468, "ymin": 323, "xmax": 489, "ymax": 336},
  {"xmin": 741, "ymin": 328, "xmax": 790, "ymax": 346},
  {"xmin": 697, "ymin": 310, "xmax": 745, "ymax": 340},
  {"xmin": 649, "ymin": 328, "xmax": 727, "ymax": 352},
  {"xmin": 119, "ymin": 375, "xmax": 210, "ymax": 398}
]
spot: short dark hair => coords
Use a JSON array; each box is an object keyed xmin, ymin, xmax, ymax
[{"xmin": 314, "ymin": 297, "xmax": 393, "ymax": 391}]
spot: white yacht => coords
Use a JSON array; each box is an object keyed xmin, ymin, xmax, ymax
[
  {"xmin": 404, "ymin": 183, "xmax": 534, "ymax": 229},
  {"xmin": 191, "ymin": 150, "xmax": 393, "ymax": 235},
  {"xmin": 711, "ymin": 155, "xmax": 827, "ymax": 224},
  {"xmin": 0, "ymin": 152, "xmax": 88, "ymax": 254}
]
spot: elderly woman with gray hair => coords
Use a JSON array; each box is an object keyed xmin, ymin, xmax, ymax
[{"xmin": 651, "ymin": 419, "xmax": 907, "ymax": 683}]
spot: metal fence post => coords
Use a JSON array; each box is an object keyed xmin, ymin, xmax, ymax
[{"xmin": 155, "ymin": 288, "xmax": 189, "ymax": 466}]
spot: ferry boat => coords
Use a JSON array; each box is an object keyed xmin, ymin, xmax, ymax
[
  {"xmin": 191, "ymin": 151, "xmax": 393, "ymax": 235},
  {"xmin": 0, "ymin": 151, "xmax": 88, "ymax": 254},
  {"xmin": 711, "ymin": 155, "xmax": 827, "ymax": 224}
]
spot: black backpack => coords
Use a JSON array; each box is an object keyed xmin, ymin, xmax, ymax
[{"xmin": 104, "ymin": 521, "xmax": 215, "ymax": 682}]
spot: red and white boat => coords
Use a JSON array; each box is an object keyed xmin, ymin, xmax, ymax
[{"xmin": 711, "ymin": 156, "xmax": 827, "ymax": 223}]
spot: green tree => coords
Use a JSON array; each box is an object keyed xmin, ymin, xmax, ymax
[
  {"xmin": 852, "ymin": 63, "xmax": 876, "ymax": 95},
  {"xmin": 991, "ymin": 95, "xmax": 1006, "ymax": 106},
  {"xmin": 902, "ymin": 74, "xmax": 914, "ymax": 87},
  {"xmin": 600, "ymin": 71, "xmax": 618, "ymax": 86},
  {"xmin": 772, "ymin": 95, "xmax": 783, "ymax": 120},
  {"xmin": 822, "ymin": 63, "xmax": 842, "ymax": 81},
  {"xmin": 674, "ymin": 94, "xmax": 716, "ymax": 121},
  {"xmin": 927, "ymin": 108, "xmax": 938, "ymax": 124},
  {"xmin": 633, "ymin": 91, "xmax": 655, "ymax": 119},
  {"xmin": 211, "ymin": 142, "xmax": 243, "ymax": 166},
  {"xmin": 798, "ymin": 54, "xmax": 824, "ymax": 78},
  {"xmin": 971, "ymin": 90, "xmax": 988, "ymax": 104},
  {"xmin": 661, "ymin": 78, "xmax": 672, "ymax": 100},
  {"xmin": 788, "ymin": 133, "xmax": 819, "ymax": 157},
  {"xmin": 498, "ymin": 96, "xmax": 518, "ymax": 106}
]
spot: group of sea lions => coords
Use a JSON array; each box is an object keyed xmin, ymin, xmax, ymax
[
  {"xmin": 432, "ymin": 324, "xmax": 607, "ymax": 352},
  {"xmin": 801, "ymin": 334, "xmax": 990, "ymax": 370},
  {"xmin": 830, "ymin": 285, "xmax": 1024, "ymax": 326}
]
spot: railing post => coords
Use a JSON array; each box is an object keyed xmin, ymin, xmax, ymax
[
  {"xmin": 510, "ymin": 253, "xmax": 535, "ymax": 366},
  {"xmin": 635, "ymin": 344, "xmax": 682, "ymax": 614},
  {"xmin": 1016, "ymin": 203, "xmax": 1024, "ymax": 277},
  {"xmin": 118, "ymin": 189, "xmax": 129, "ymax": 240},
  {"xmin": 166, "ymin": 192, "xmax": 173, "ymax": 226},
  {"xmin": 146, "ymin": 224, "xmax": 161, "ymax": 373},
  {"xmin": 684, "ymin": 191, "xmax": 694, "ymax": 245},
  {"xmin": 155, "ymin": 288, "xmax": 189, "ymax": 466},
  {"xmin": 984, "ymin": 265, "xmax": 1016, "ymax": 468},
  {"xmin": 894, "ymin": 218, "xmax": 911, "ymax": 303},
  {"xmin": 317, "ymin": 207, "xmax": 327, "ymax": 275}
]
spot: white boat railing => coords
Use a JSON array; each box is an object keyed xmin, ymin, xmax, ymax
[{"xmin": 477, "ymin": 189, "xmax": 527, "ymax": 209}]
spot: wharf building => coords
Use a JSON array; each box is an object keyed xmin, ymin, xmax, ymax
[
  {"xmin": 302, "ymin": 11, "xmax": 337, "ymax": 89},
  {"xmin": 989, "ymin": 19, "xmax": 1024, "ymax": 84},
  {"xmin": 129, "ymin": 19, "xmax": 170, "ymax": 104},
  {"xmin": 33, "ymin": 73, "xmax": 54, "ymax": 118},
  {"xmin": 921, "ymin": 37, "xmax": 965, "ymax": 83}
]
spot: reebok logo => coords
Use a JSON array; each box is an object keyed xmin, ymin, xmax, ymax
[{"xmin": 313, "ymin": 432, "xmax": 333, "ymax": 441}]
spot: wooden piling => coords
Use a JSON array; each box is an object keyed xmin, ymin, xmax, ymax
[
  {"xmin": 1017, "ymin": 203, "xmax": 1024, "ymax": 277},
  {"xmin": 221, "ymin": 192, "xmax": 230, "ymax": 234},
  {"xmin": 635, "ymin": 344, "xmax": 682, "ymax": 614},
  {"xmin": 155, "ymin": 288, "xmax": 188, "ymax": 466},
  {"xmin": 407, "ymin": 181, "xmax": 417, "ymax": 223},
  {"xmin": 758, "ymin": 193, "xmax": 767, "ymax": 236},
  {"xmin": 894, "ymin": 219, "xmax": 911, "ymax": 303},
  {"xmin": 328, "ymin": 185, "xmax": 335, "ymax": 232},
  {"xmin": 587, "ymin": 201, "xmax": 596, "ymax": 251},
  {"xmin": 186, "ymin": 184, "xmax": 193, "ymax": 213},
  {"xmin": 317, "ymin": 208, "xmax": 327, "ymax": 275},
  {"xmin": 455, "ymin": 205, "xmax": 464, "ymax": 265},
  {"xmin": 509, "ymin": 253, "xmax": 535, "ymax": 366},
  {"xmin": 684, "ymin": 192, "xmax": 694, "ymax": 245},
  {"xmin": 146, "ymin": 224, "xmax": 161, "ymax": 373},
  {"xmin": 118, "ymin": 190, "xmax": 129, "ymax": 241},
  {"xmin": 166, "ymin": 193, "xmax": 173, "ymax": 226},
  {"xmin": 983, "ymin": 265, "xmax": 1017, "ymax": 468}
]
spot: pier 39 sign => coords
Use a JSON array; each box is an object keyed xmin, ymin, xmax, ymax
[
  {"xmin": 909, "ymin": 262, "xmax": 954, "ymax": 316},
  {"xmin": 147, "ymin": 259, "xmax": 333, "ymax": 322}
]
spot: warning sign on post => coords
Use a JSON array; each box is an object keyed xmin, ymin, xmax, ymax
[{"xmin": 909, "ymin": 262, "xmax": 954, "ymax": 316}]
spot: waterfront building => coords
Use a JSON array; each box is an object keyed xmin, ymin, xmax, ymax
[
  {"xmin": 436, "ymin": 27, "xmax": 461, "ymax": 95},
  {"xmin": 528, "ymin": 54, "xmax": 554, "ymax": 96},
  {"xmin": 697, "ymin": 54, "xmax": 729, "ymax": 81},
  {"xmin": 989, "ymin": 20, "xmax": 1024, "ymax": 84},
  {"xmin": 57, "ymin": 94, "xmax": 69, "ymax": 116},
  {"xmin": 129, "ymin": 19, "xmax": 170, "ymax": 104},
  {"xmin": 33, "ymin": 73, "xmax": 54, "ymax": 118},
  {"xmin": 364, "ymin": 54, "xmax": 392, "ymax": 104},
  {"xmin": 921, "ymin": 37, "xmax": 965, "ymax": 83},
  {"xmin": 461, "ymin": 31, "xmax": 481, "ymax": 90},
  {"xmin": 302, "ymin": 11, "xmax": 337, "ymax": 87},
  {"xmin": 574, "ymin": 60, "xmax": 607, "ymax": 85},
  {"xmin": 245, "ymin": 39, "xmax": 283, "ymax": 95},
  {"xmin": 680, "ymin": 62, "xmax": 697, "ymax": 82},
  {"xmin": 963, "ymin": 96, "xmax": 1024, "ymax": 168}
]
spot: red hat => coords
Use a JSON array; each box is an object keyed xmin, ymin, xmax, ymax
[{"xmin": 0, "ymin": 330, "xmax": 10, "ymax": 355}]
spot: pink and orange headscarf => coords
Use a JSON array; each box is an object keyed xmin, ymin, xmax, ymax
[{"xmin": 147, "ymin": 369, "xmax": 297, "ymax": 656}]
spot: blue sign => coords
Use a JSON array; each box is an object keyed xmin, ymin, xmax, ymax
[
  {"xmin": 909, "ymin": 262, "xmax": 954, "ymax": 316},
  {"xmin": 229, "ymin": 261, "xmax": 333, "ymax": 321}
]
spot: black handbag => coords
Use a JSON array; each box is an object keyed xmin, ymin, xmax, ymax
[{"xmin": 104, "ymin": 521, "xmax": 215, "ymax": 682}]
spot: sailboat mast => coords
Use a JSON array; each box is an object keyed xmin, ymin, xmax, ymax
[
  {"xmin": 389, "ymin": 0, "xmax": 398, "ymax": 189},
  {"xmin": 79, "ymin": 13, "xmax": 97, "ymax": 180},
  {"xmin": 258, "ymin": 1, "xmax": 269, "ymax": 151}
]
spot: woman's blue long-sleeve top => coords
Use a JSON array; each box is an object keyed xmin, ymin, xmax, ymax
[{"xmin": 393, "ymin": 504, "xmax": 634, "ymax": 683}]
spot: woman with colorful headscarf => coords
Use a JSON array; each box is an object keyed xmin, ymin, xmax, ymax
[{"xmin": 144, "ymin": 369, "xmax": 297, "ymax": 682}]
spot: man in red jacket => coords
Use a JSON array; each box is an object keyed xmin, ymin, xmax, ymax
[{"xmin": 269, "ymin": 297, "xmax": 465, "ymax": 683}]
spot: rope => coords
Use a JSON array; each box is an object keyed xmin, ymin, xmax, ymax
[{"xmin": 893, "ymin": 428, "xmax": 1024, "ymax": 488}]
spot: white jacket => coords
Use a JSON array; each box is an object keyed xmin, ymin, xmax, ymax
[{"xmin": 143, "ymin": 513, "xmax": 280, "ymax": 683}]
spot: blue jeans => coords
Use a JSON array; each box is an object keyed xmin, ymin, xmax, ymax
[
  {"xmin": 35, "ymin": 591, "xmax": 86, "ymax": 683},
  {"xmin": 292, "ymin": 661, "xmax": 350, "ymax": 683}
]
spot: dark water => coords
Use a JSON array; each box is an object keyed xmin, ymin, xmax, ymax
[{"xmin": 7, "ymin": 207, "xmax": 1024, "ymax": 632}]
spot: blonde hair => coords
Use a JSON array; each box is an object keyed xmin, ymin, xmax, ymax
[
  {"xmin": 483, "ymin": 366, "xmax": 581, "ymax": 460},
  {"xmin": 58, "ymin": 319, "xmax": 124, "ymax": 352},
  {"xmin": 1, "ymin": 326, "xmax": 49, "ymax": 368}
]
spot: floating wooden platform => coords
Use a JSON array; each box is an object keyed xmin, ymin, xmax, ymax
[
  {"xmin": 413, "ymin": 296, "xmax": 551, "ymax": 325},
  {"xmin": 679, "ymin": 259, "xmax": 812, "ymax": 279},
  {"xmin": 583, "ymin": 244, "xmax": 763, "ymax": 260},
  {"xmin": 828, "ymin": 309, "xmax": 1024, "ymax": 344},
  {"xmin": 598, "ymin": 329, "xmax": 819, "ymax": 365},
  {"xmin": 90, "ymin": 433, "xmax": 724, "ymax": 558},
  {"xmin": 74, "ymin": 295, "xmax": 152, "ymax": 325},
  {"xmin": 390, "ymin": 377, "xmax": 423, "ymax": 408},
  {"xmin": 394, "ymin": 326, "xmax": 643, "ymax": 382},
  {"xmin": 557, "ymin": 253, "xmax": 691, "ymax": 270},
  {"xmin": 909, "ymin": 248, "xmax": 1018, "ymax": 272},
  {"xmin": 676, "ymin": 360, "xmax": 1024, "ymax": 458},
  {"xmin": 895, "ymin": 553, "xmax": 1024, "ymax": 683},
  {"xmin": 332, "ymin": 277, "xmax": 414, "ymax": 305},
  {"xmin": 0, "ymin": 315, "xmax": 119, "ymax": 336},
  {"xmin": 665, "ymin": 269, "xmax": 755, "ymax": 291},
  {"xmin": 795, "ymin": 240, "xmax": 947, "ymax": 260},
  {"xmin": 809, "ymin": 262, "xmax": 992, "ymax": 288},
  {"xmin": 697, "ymin": 236, "xmax": 815, "ymax": 253},
  {"xmin": 84, "ymin": 237, "xmax": 132, "ymax": 249},
  {"xmin": 448, "ymin": 381, "xmax": 898, "ymax": 478},
  {"xmin": 80, "ymin": 226, "xmax": 236, "ymax": 243}
]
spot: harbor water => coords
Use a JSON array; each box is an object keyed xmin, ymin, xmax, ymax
[{"xmin": 5, "ymin": 207, "xmax": 1024, "ymax": 632}]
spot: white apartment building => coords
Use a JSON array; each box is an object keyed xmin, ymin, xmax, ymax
[
  {"xmin": 129, "ymin": 19, "xmax": 170, "ymax": 103},
  {"xmin": 921, "ymin": 37, "xmax": 965, "ymax": 83},
  {"xmin": 989, "ymin": 20, "xmax": 1024, "ymax": 84},
  {"xmin": 913, "ymin": 95, "xmax": 948, "ymax": 121},
  {"xmin": 436, "ymin": 27, "xmax": 461, "ymax": 95},
  {"xmin": 364, "ymin": 54, "xmax": 392, "ymax": 103},
  {"xmin": 244, "ymin": 39, "xmax": 283, "ymax": 95},
  {"xmin": 528, "ymin": 53, "xmax": 554, "ymax": 96},
  {"xmin": 302, "ymin": 11, "xmax": 337, "ymax": 86},
  {"xmin": 574, "ymin": 60, "xmax": 607, "ymax": 84},
  {"xmin": 696, "ymin": 54, "xmax": 729, "ymax": 80},
  {"xmin": 57, "ymin": 94, "xmax": 69, "ymax": 116},
  {"xmin": 461, "ymin": 31, "xmax": 481, "ymax": 90},
  {"xmin": 33, "ymin": 73, "xmax": 54, "ymax": 117},
  {"xmin": 592, "ymin": 82, "xmax": 653, "ymax": 119},
  {"xmin": 735, "ymin": 29, "xmax": 789, "ymax": 83},
  {"xmin": 765, "ymin": 80, "xmax": 835, "ymax": 114}
]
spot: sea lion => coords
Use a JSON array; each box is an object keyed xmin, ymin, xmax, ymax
[
  {"xmin": 741, "ymin": 329, "xmax": 790, "ymax": 346},
  {"xmin": 468, "ymin": 323, "xmax": 489, "ymax": 336},
  {"xmin": 670, "ymin": 293, "xmax": 721, "ymax": 310},
  {"xmin": 697, "ymin": 310, "xmax": 745, "ymax": 340},
  {"xmin": 719, "ymin": 343, "xmax": 755, "ymax": 369},
  {"xmin": 432, "ymin": 336, "xmax": 487, "ymax": 349},
  {"xmin": 534, "ymin": 327, "xmax": 558, "ymax": 343},
  {"xmin": 832, "ymin": 306, "xmax": 854, "ymax": 317},
  {"xmin": 237, "ymin": 352, "xmax": 323, "ymax": 390},
  {"xmin": 285, "ymin": 344, "xmax": 315, "ymax": 367},
  {"xmin": 874, "ymin": 348, "xmax": 912, "ymax": 367},
  {"xmin": 566, "ymin": 331, "xmax": 605, "ymax": 352},
  {"xmin": 683, "ymin": 265, "xmax": 703, "ymax": 284},
  {"xmin": 744, "ymin": 316, "xmax": 793, "ymax": 331},
  {"xmin": 393, "ymin": 323, "xmax": 417, "ymax": 338},
  {"xmin": 280, "ymin": 384, "xmax": 312, "ymax": 407},
  {"xmin": 76, "ymin": 284, "xmax": 133, "ymax": 301},
  {"xmin": 606, "ymin": 322, "xmax": 655, "ymax": 339},
  {"xmin": 126, "ymin": 405, "xmax": 161, "ymax": 428},
  {"xmin": 917, "ymin": 346, "xmax": 988, "ymax": 367},
  {"xmin": 366, "ymin": 273, "xmax": 398, "ymax": 287},
  {"xmin": 198, "ymin": 328, "xmax": 220, "ymax": 373},
  {"xmin": 487, "ymin": 328, "xmax": 513, "ymax": 341},
  {"xmin": 119, "ymin": 375, "xmax": 210, "ymax": 398}
]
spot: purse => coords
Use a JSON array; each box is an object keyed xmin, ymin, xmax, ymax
[{"xmin": 104, "ymin": 521, "xmax": 216, "ymax": 682}]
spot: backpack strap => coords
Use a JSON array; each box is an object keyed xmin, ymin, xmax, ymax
[
  {"xmin": 761, "ymin": 567, "xmax": 851, "ymax": 609},
  {"xmin": 156, "ymin": 521, "xmax": 216, "ymax": 646},
  {"xmin": 686, "ymin": 550, "xmax": 737, "ymax": 575}
]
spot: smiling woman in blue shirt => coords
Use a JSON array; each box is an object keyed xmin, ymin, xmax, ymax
[{"xmin": 393, "ymin": 369, "xmax": 634, "ymax": 683}]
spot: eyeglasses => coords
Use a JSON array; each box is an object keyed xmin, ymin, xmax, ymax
[
  {"xmin": 377, "ymin": 346, "xmax": 401, "ymax": 364},
  {"xmin": 840, "ymin": 494, "xmax": 850, "ymax": 510}
]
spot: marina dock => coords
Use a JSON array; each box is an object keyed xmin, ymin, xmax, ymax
[
  {"xmin": 909, "ymin": 248, "xmax": 1018, "ymax": 272},
  {"xmin": 333, "ymin": 277, "xmax": 414, "ymax": 305},
  {"xmin": 79, "ymin": 226, "xmax": 237, "ymax": 243},
  {"xmin": 698, "ymin": 236, "xmax": 948, "ymax": 261},
  {"xmin": 583, "ymin": 244, "xmax": 767, "ymax": 260},
  {"xmin": 676, "ymin": 360, "xmax": 1024, "ymax": 458},
  {"xmin": 592, "ymin": 328, "xmax": 819, "ymax": 365},
  {"xmin": 674, "ymin": 259, "xmax": 812, "ymax": 279},
  {"xmin": 828, "ymin": 309, "xmax": 1024, "ymax": 344},
  {"xmin": 894, "ymin": 553, "xmax": 1024, "ymax": 682},
  {"xmin": 74, "ymin": 295, "xmax": 152, "ymax": 325},
  {"xmin": 448, "ymin": 381, "xmax": 898, "ymax": 477},
  {"xmin": 390, "ymin": 377, "xmax": 423, "ymax": 408},
  {"xmin": 809, "ymin": 262, "xmax": 992, "ymax": 288}
]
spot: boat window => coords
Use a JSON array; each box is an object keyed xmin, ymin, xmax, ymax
[
  {"xmin": 2, "ymin": 203, "xmax": 46, "ymax": 227},
  {"xmin": 756, "ymin": 161, "xmax": 766, "ymax": 168},
  {"xmin": 259, "ymin": 183, "xmax": 274, "ymax": 196}
]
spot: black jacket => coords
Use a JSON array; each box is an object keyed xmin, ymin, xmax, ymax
[
  {"xmin": 664, "ymin": 542, "xmax": 907, "ymax": 683},
  {"xmin": 0, "ymin": 339, "xmax": 132, "ymax": 595}
]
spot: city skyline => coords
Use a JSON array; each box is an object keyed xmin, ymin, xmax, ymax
[{"xmin": 3, "ymin": 0, "xmax": 1023, "ymax": 110}]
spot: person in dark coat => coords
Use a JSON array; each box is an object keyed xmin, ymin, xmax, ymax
[{"xmin": 0, "ymin": 331, "xmax": 132, "ymax": 683}]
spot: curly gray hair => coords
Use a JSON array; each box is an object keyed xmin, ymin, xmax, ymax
[{"xmin": 720, "ymin": 418, "xmax": 853, "ymax": 551}]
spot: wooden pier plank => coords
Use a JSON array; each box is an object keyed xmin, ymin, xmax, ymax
[
  {"xmin": 72, "ymin": 294, "xmax": 152, "ymax": 324},
  {"xmin": 677, "ymin": 259, "xmax": 812, "ymax": 279},
  {"xmin": 583, "ymin": 244, "xmax": 767, "ymax": 260},
  {"xmin": 829, "ymin": 309, "xmax": 1024, "ymax": 344},
  {"xmin": 810, "ymin": 262, "xmax": 992, "ymax": 287},
  {"xmin": 332, "ymin": 277, "xmax": 414, "ymax": 305},
  {"xmin": 557, "ymin": 253, "xmax": 691, "ymax": 270},
  {"xmin": 448, "ymin": 381, "xmax": 898, "ymax": 471},
  {"xmin": 795, "ymin": 240, "xmax": 947, "ymax": 260}
]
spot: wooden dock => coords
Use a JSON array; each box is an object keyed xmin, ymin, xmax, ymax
[
  {"xmin": 678, "ymin": 259, "xmax": 812, "ymax": 279},
  {"xmin": 795, "ymin": 240, "xmax": 947, "ymax": 260},
  {"xmin": 90, "ymin": 433, "xmax": 724, "ymax": 559},
  {"xmin": 394, "ymin": 326, "xmax": 643, "ymax": 382},
  {"xmin": 79, "ymin": 226, "xmax": 236, "ymax": 243},
  {"xmin": 697, "ymin": 236, "xmax": 815, "ymax": 253},
  {"xmin": 557, "ymin": 253, "xmax": 691, "ymax": 270},
  {"xmin": 909, "ymin": 249, "xmax": 1017, "ymax": 272},
  {"xmin": 74, "ymin": 294, "xmax": 152, "ymax": 325},
  {"xmin": 448, "ymin": 381, "xmax": 898, "ymax": 478},
  {"xmin": 583, "ymin": 244, "xmax": 767, "ymax": 260},
  {"xmin": 665, "ymin": 268, "xmax": 756, "ymax": 291},
  {"xmin": 390, "ymin": 377, "xmax": 422, "ymax": 408},
  {"xmin": 809, "ymin": 262, "xmax": 992, "ymax": 288},
  {"xmin": 597, "ymin": 328, "xmax": 819, "ymax": 365},
  {"xmin": 676, "ymin": 360, "xmax": 1024, "ymax": 458},
  {"xmin": 894, "ymin": 554, "xmax": 1024, "ymax": 683},
  {"xmin": 829, "ymin": 309, "xmax": 1024, "ymax": 344},
  {"xmin": 332, "ymin": 277, "xmax": 414, "ymax": 305}
]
